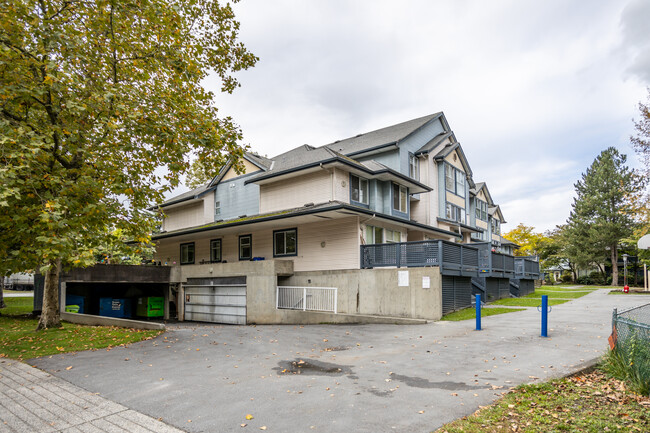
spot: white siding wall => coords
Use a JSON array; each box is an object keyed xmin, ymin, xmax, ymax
[
  {"xmin": 154, "ymin": 216, "xmax": 361, "ymax": 272},
  {"xmin": 332, "ymin": 168, "xmax": 350, "ymax": 203},
  {"xmin": 163, "ymin": 203, "xmax": 204, "ymax": 232},
  {"xmin": 260, "ymin": 170, "xmax": 332, "ymax": 213},
  {"xmin": 202, "ymin": 193, "xmax": 215, "ymax": 224}
]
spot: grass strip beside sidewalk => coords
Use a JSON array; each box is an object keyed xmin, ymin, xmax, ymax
[
  {"xmin": 0, "ymin": 297, "xmax": 162, "ymax": 360},
  {"xmin": 441, "ymin": 307, "xmax": 526, "ymax": 321},
  {"xmin": 436, "ymin": 369, "xmax": 650, "ymax": 433}
]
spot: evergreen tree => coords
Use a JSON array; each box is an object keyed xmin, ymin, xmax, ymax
[{"xmin": 565, "ymin": 148, "xmax": 643, "ymax": 285}]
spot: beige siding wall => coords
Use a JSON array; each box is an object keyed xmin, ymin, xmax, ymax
[
  {"xmin": 332, "ymin": 168, "xmax": 350, "ymax": 202},
  {"xmin": 476, "ymin": 220, "xmax": 488, "ymax": 230},
  {"xmin": 260, "ymin": 170, "xmax": 332, "ymax": 213},
  {"xmin": 410, "ymin": 198, "xmax": 426, "ymax": 224},
  {"xmin": 445, "ymin": 149, "xmax": 465, "ymax": 171},
  {"xmin": 163, "ymin": 203, "xmax": 203, "ymax": 232},
  {"xmin": 154, "ymin": 216, "xmax": 361, "ymax": 272},
  {"xmin": 477, "ymin": 190, "xmax": 488, "ymax": 202},
  {"xmin": 222, "ymin": 159, "xmax": 260, "ymax": 181},
  {"xmin": 202, "ymin": 192, "xmax": 215, "ymax": 224},
  {"xmin": 446, "ymin": 191, "xmax": 465, "ymax": 208}
]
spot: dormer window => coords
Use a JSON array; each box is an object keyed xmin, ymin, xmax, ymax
[
  {"xmin": 350, "ymin": 174, "xmax": 369, "ymax": 205},
  {"xmin": 445, "ymin": 164, "xmax": 465, "ymax": 197},
  {"xmin": 475, "ymin": 199, "xmax": 488, "ymax": 221}
]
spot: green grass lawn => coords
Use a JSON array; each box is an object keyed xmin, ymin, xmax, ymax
[
  {"xmin": 435, "ymin": 368, "xmax": 650, "ymax": 432},
  {"xmin": 441, "ymin": 307, "xmax": 526, "ymax": 321},
  {"xmin": 491, "ymin": 298, "xmax": 568, "ymax": 307},
  {"xmin": 523, "ymin": 290, "xmax": 591, "ymax": 299},
  {"xmin": 0, "ymin": 297, "xmax": 162, "ymax": 360}
]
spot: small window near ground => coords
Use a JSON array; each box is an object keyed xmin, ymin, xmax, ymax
[
  {"xmin": 239, "ymin": 235, "xmax": 252, "ymax": 260},
  {"xmin": 180, "ymin": 242, "xmax": 195, "ymax": 265},
  {"xmin": 210, "ymin": 239, "xmax": 222, "ymax": 262},
  {"xmin": 274, "ymin": 228, "xmax": 297, "ymax": 257}
]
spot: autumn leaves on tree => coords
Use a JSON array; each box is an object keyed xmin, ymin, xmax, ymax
[{"xmin": 0, "ymin": 0, "xmax": 256, "ymax": 329}]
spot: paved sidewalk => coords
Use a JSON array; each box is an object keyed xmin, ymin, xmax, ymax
[{"xmin": 0, "ymin": 359, "xmax": 185, "ymax": 433}]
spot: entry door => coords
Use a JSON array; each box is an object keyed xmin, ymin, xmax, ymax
[{"xmin": 184, "ymin": 277, "xmax": 246, "ymax": 324}]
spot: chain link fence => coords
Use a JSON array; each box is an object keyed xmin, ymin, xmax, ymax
[{"xmin": 611, "ymin": 302, "xmax": 650, "ymax": 394}]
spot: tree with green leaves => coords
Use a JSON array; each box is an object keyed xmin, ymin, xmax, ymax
[
  {"xmin": 503, "ymin": 223, "xmax": 545, "ymax": 257},
  {"xmin": 630, "ymin": 88, "xmax": 650, "ymax": 266},
  {"xmin": 564, "ymin": 148, "xmax": 644, "ymax": 286},
  {"xmin": 0, "ymin": 0, "xmax": 257, "ymax": 329}
]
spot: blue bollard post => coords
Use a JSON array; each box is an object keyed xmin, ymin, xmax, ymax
[
  {"xmin": 475, "ymin": 294, "xmax": 482, "ymax": 331},
  {"xmin": 541, "ymin": 295, "xmax": 548, "ymax": 337}
]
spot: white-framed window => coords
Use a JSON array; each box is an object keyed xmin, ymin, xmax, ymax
[
  {"xmin": 210, "ymin": 239, "xmax": 222, "ymax": 262},
  {"xmin": 239, "ymin": 234, "xmax": 252, "ymax": 260},
  {"xmin": 445, "ymin": 163, "xmax": 465, "ymax": 197},
  {"xmin": 180, "ymin": 242, "xmax": 195, "ymax": 265},
  {"xmin": 491, "ymin": 219, "xmax": 501, "ymax": 235},
  {"xmin": 392, "ymin": 183, "xmax": 407, "ymax": 213},
  {"xmin": 350, "ymin": 174, "xmax": 369, "ymax": 205},
  {"xmin": 471, "ymin": 230, "xmax": 486, "ymax": 241},
  {"xmin": 446, "ymin": 203, "xmax": 466, "ymax": 224},
  {"xmin": 408, "ymin": 153, "xmax": 419, "ymax": 180},
  {"xmin": 475, "ymin": 198, "xmax": 488, "ymax": 221},
  {"xmin": 366, "ymin": 225, "xmax": 401, "ymax": 244},
  {"xmin": 215, "ymin": 200, "xmax": 221, "ymax": 218},
  {"xmin": 274, "ymin": 228, "xmax": 297, "ymax": 257}
]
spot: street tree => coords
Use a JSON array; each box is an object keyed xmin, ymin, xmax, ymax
[
  {"xmin": 503, "ymin": 223, "xmax": 545, "ymax": 257},
  {"xmin": 0, "ymin": 0, "xmax": 257, "ymax": 329},
  {"xmin": 565, "ymin": 148, "xmax": 644, "ymax": 286}
]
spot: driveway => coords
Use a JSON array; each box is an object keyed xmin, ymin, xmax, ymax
[{"xmin": 30, "ymin": 289, "xmax": 644, "ymax": 433}]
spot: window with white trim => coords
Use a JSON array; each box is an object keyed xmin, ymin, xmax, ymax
[
  {"xmin": 408, "ymin": 153, "xmax": 419, "ymax": 180},
  {"xmin": 385, "ymin": 229, "xmax": 401, "ymax": 243},
  {"xmin": 445, "ymin": 163, "xmax": 465, "ymax": 197},
  {"xmin": 210, "ymin": 239, "xmax": 222, "ymax": 262},
  {"xmin": 350, "ymin": 174, "xmax": 369, "ymax": 205},
  {"xmin": 392, "ymin": 183, "xmax": 407, "ymax": 213},
  {"xmin": 475, "ymin": 198, "xmax": 488, "ymax": 221},
  {"xmin": 214, "ymin": 200, "xmax": 221, "ymax": 218},
  {"xmin": 274, "ymin": 228, "xmax": 297, "ymax": 257},
  {"xmin": 491, "ymin": 219, "xmax": 501, "ymax": 235},
  {"xmin": 471, "ymin": 230, "xmax": 486, "ymax": 241},
  {"xmin": 365, "ymin": 225, "xmax": 384, "ymax": 244},
  {"xmin": 446, "ymin": 203, "xmax": 466, "ymax": 224}
]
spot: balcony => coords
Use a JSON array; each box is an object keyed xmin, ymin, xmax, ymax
[
  {"xmin": 360, "ymin": 240, "xmax": 479, "ymax": 277},
  {"xmin": 514, "ymin": 256, "xmax": 540, "ymax": 279}
]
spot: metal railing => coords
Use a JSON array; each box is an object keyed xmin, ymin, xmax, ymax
[
  {"xmin": 611, "ymin": 303, "xmax": 650, "ymax": 390},
  {"xmin": 361, "ymin": 240, "xmax": 478, "ymax": 273},
  {"xmin": 360, "ymin": 240, "xmax": 479, "ymax": 276},
  {"xmin": 514, "ymin": 256, "xmax": 540, "ymax": 279},
  {"xmin": 483, "ymin": 252, "xmax": 515, "ymax": 276},
  {"xmin": 276, "ymin": 286, "xmax": 338, "ymax": 314}
]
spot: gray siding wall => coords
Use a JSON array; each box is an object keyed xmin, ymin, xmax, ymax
[
  {"xmin": 438, "ymin": 161, "xmax": 446, "ymax": 218},
  {"xmin": 214, "ymin": 174, "xmax": 260, "ymax": 221},
  {"xmin": 358, "ymin": 149, "xmax": 399, "ymax": 171},
  {"xmin": 398, "ymin": 118, "xmax": 445, "ymax": 175}
]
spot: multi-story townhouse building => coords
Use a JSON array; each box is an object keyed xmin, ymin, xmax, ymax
[{"xmin": 57, "ymin": 113, "xmax": 539, "ymax": 326}]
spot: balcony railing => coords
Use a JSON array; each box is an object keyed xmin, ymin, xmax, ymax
[
  {"xmin": 360, "ymin": 240, "xmax": 479, "ymax": 277},
  {"xmin": 514, "ymin": 256, "xmax": 540, "ymax": 279},
  {"xmin": 479, "ymin": 251, "xmax": 515, "ymax": 278}
]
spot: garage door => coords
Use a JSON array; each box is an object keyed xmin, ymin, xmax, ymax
[{"xmin": 184, "ymin": 277, "xmax": 246, "ymax": 325}]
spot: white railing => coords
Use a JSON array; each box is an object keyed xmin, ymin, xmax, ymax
[{"xmin": 276, "ymin": 286, "xmax": 338, "ymax": 314}]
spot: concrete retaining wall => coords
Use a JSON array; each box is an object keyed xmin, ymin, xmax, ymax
[{"xmin": 61, "ymin": 312, "xmax": 165, "ymax": 330}]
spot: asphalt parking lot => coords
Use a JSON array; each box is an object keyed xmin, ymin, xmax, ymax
[{"xmin": 30, "ymin": 289, "xmax": 643, "ymax": 433}]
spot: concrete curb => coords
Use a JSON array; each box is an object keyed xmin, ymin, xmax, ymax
[{"xmin": 62, "ymin": 312, "xmax": 165, "ymax": 330}]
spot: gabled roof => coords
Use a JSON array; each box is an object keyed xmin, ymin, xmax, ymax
[
  {"xmin": 470, "ymin": 182, "xmax": 494, "ymax": 205},
  {"xmin": 152, "ymin": 184, "xmax": 210, "ymax": 210},
  {"xmin": 208, "ymin": 151, "xmax": 272, "ymax": 187},
  {"xmin": 488, "ymin": 205, "xmax": 506, "ymax": 223},
  {"xmin": 324, "ymin": 113, "xmax": 443, "ymax": 156},
  {"xmin": 415, "ymin": 131, "xmax": 454, "ymax": 155},
  {"xmin": 432, "ymin": 142, "xmax": 475, "ymax": 188}
]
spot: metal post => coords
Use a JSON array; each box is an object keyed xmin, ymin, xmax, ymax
[
  {"xmin": 303, "ymin": 287, "xmax": 306, "ymax": 311},
  {"xmin": 541, "ymin": 295, "xmax": 548, "ymax": 337},
  {"xmin": 475, "ymin": 294, "xmax": 482, "ymax": 331},
  {"xmin": 396, "ymin": 243, "xmax": 401, "ymax": 268}
]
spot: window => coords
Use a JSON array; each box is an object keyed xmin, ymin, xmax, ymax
[
  {"xmin": 408, "ymin": 153, "xmax": 419, "ymax": 180},
  {"xmin": 274, "ymin": 228, "xmax": 297, "ymax": 257},
  {"xmin": 445, "ymin": 163, "xmax": 465, "ymax": 197},
  {"xmin": 210, "ymin": 239, "xmax": 222, "ymax": 262},
  {"xmin": 239, "ymin": 235, "xmax": 252, "ymax": 260},
  {"xmin": 215, "ymin": 200, "xmax": 221, "ymax": 218},
  {"xmin": 392, "ymin": 183, "xmax": 407, "ymax": 213},
  {"xmin": 446, "ymin": 203, "xmax": 466, "ymax": 224},
  {"xmin": 471, "ymin": 230, "xmax": 486, "ymax": 241},
  {"xmin": 366, "ymin": 225, "xmax": 401, "ymax": 244},
  {"xmin": 475, "ymin": 199, "xmax": 488, "ymax": 221},
  {"xmin": 491, "ymin": 219, "xmax": 501, "ymax": 235},
  {"xmin": 180, "ymin": 242, "xmax": 195, "ymax": 265},
  {"xmin": 350, "ymin": 174, "xmax": 369, "ymax": 205}
]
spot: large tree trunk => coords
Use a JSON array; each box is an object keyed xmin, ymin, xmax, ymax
[
  {"xmin": 610, "ymin": 246, "xmax": 619, "ymax": 287},
  {"xmin": 0, "ymin": 276, "xmax": 6, "ymax": 311},
  {"xmin": 37, "ymin": 259, "xmax": 62, "ymax": 330}
]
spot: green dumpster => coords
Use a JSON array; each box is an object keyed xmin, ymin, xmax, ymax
[{"xmin": 136, "ymin": 297, "xmax": 164, "ymax": 318}]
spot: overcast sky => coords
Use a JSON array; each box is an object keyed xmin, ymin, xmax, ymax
[{"xmin": 202, "ymin": 0, "xmax": 650, "ymax": 233}]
